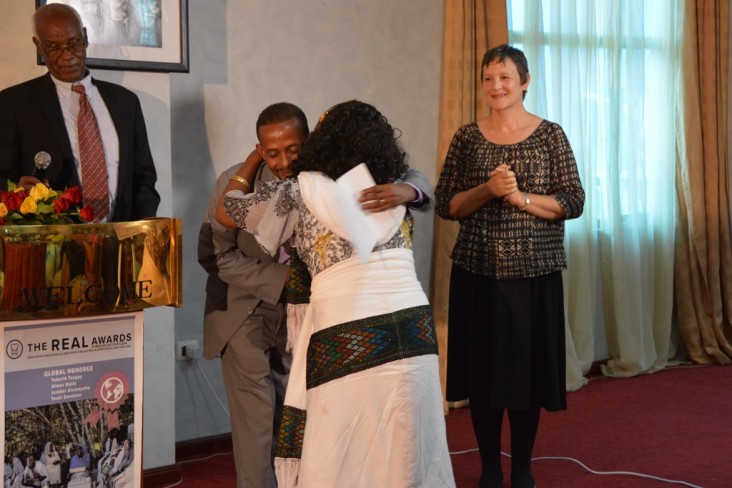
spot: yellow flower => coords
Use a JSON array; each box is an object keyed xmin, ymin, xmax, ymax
[
  {"xmin": 30, "ymin": 183, "xmax": 53, "ymax": 200},
  {"xmin": 2, "ymin": 181, "xmax": 85, "ymax": 225},
  {"xmin": 19, "ymin": 196, "xmax": 38, "ymax": 215}
]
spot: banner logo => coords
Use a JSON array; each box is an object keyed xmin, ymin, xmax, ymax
[
  {"xmin": 6, "ymin": 339, "xmax": 23, "ymax": 359},
  {"xmin": 96, "ymin": 371, "xmax": 130, "ymax": 410}
]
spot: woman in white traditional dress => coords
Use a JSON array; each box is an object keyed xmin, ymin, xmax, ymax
[
  {"xmin": 40, "ymin": 443, "xmax": 61, "ymax": 486},
  {"xmin": 9, "ymin": 457, "xmax": 24, "ymax": 488},
  {"xmin": 217, "ymin": 100, "xmax": 454, "ymax": 488}
]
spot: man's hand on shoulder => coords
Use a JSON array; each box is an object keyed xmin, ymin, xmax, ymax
[
  {"xmin": 359, "ymin": 183, "xmax": 418, "ymax": 213},
  {"xmin": 242, "ymin": 148, "xmax": 264, "ymax": 172}
]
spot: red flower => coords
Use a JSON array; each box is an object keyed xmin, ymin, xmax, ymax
[
  {"xmin": 0, "ymin": 191, "xmax": 24, "ymax": 212},
  {"xmin": 60, "ymin": 186, "xmax": 83, "ymax": 205},
  {"xmin": 53, "ymin": 197, "xmax": 72, "ymax": 214},
  {"xmin": 79, "ymin": 205, "xmax": 95, "ymax": 222},
  {"xmin": 2, "ymin": 182, "xmax": 91, "ymax": 226}
]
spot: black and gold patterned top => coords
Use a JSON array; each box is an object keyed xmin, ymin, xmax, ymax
[{"xmin": 435, "ymin": 120, "xmax": 584, "ymax": 279}]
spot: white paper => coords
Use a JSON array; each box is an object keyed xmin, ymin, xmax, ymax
[{"xmin": 335, "ymin": 164, "xmax": 405, "ymax": 263}]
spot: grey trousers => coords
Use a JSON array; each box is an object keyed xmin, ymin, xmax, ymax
[{"xmin": 220, "ymin": 303, "xmax": 290, "ymax": 488}]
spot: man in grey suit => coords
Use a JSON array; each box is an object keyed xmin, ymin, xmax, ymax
[
  {"xmin": 198, "ymin": 102, "xmax": 433, "ymax": 488},
  {"xmin": 0, "ymin": 3, "xmax": 159, "ymax": 222}
]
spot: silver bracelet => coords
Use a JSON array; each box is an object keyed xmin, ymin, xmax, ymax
[{"xmin": 519, "ymin": 192, "xmax": 530, "ymax": 211}]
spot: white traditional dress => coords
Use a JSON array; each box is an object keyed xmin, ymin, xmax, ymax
[
  {"xmin": 224, "ymin": 170, "xmax": 454, "ymax": 488},
  {"xmin": 40, "ymin": 442, "xmax": 62, "ymax": 485}
]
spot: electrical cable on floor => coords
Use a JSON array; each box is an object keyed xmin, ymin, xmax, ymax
[
  {"xmin": 177, "ymin": 451, "xmax": 234, "ymax": 465},
  {"xmin": 159, "ymin": 347, "xmax": 233, "ymax": 488},
  {"xmin": 532, "ymin": 455, "xmax": 704, "ymax": 488},
  {"xmin": 448, "ymin": 448, "xmax": 703, "ymax": 488},
  {"xmin": 158, "ymin": 448, "xmax": 235, "ymax": 487},
  {"xmin": 194, "ymin": 358, "xmax": 231, "ymax": 418},
  {"xmin": 158, "ymin": 479, "xmax": 183, "ymax": 488}
]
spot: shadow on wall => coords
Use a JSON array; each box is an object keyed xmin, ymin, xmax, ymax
[{"xmin": 168, "ymin": 0, "xmax": 233, "ymax": 441}]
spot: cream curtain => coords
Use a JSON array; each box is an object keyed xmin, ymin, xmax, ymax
[
  {"xmin": 509, "ymin": 1, "xmax": 683, "ymax": 380},
  {"xmin": 435, "ymin": 0, "xmax": 730, "ymax": 398},
  {"xmin": 675, "ymin": 0, "xmax": 732, "ymax": 364},
  {"xmin": 431, "ymin": 0, "xmax": 508, "ymax": 406}
]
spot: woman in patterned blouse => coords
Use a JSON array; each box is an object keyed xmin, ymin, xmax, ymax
[{"xmin": 435, "ymin": 44, "xmax": 585, "ymax": 488}]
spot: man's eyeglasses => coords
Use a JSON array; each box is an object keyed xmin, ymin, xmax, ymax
[{"xmin": 42, "ymin": 39, "xmax": 86, "ymax": 59}]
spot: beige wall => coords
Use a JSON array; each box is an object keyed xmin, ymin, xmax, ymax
[{"xmin": 170, "ymin": 0, "xmax": 444, "ymax": 444}]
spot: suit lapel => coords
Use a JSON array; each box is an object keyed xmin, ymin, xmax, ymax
[
  {"xmin": 37, "ymin": 74, "xmax": 75, "ymax": 164},
  {"xmin": 36, "ymin": 74, "xmax": 78, "ymax": 185}
]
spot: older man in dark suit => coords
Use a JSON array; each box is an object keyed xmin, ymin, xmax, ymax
[{"xmin": 0, "ymin": 3, "xmax": 159, "ymax": 222}]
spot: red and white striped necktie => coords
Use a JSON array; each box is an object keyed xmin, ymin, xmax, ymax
[{"xmin": 72, "ymin": 83, "xmax": 110, "ymax": 222}]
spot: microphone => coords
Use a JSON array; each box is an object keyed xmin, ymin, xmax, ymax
[{"xmin": 34, "ymin": 151, "xmax": 51, "ymax": 181}]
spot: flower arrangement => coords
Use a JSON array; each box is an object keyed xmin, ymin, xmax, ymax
[{"xmin": 0, "ymin": 182, "xmax": 94, "ymax": 225}]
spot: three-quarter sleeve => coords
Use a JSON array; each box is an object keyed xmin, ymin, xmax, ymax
[
  {"xmin": 223, "ymin": 178, "xmax": 301, "ymax": 256},
  {"xmin": 434, "ymin": 126, "xmax": 471, "ymax": 221},
  {"xmin": 547, "ymin": 124, "xmax": 585, "ymax": 220}
]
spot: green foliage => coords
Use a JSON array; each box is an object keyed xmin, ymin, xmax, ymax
[{"xmin": 4, "ymin": 397, "xmax": 135, "ymax": 460}]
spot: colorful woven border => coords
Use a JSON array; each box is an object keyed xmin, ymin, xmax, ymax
[
  {"xmin": 284, "ymin": 248, "xmax": 311, "ymax": 305},
  {"xmin": 306, "ymin": 305, "xmax": 437, "ymax": 389},
  {"xmin": 275, "ymin": 405, "xmax": 306, "ymax": 459}
]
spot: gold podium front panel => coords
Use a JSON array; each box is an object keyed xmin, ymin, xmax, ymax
[{"xmin": 0, "ymin": 218, "xmax": 181, "ymax": 321}]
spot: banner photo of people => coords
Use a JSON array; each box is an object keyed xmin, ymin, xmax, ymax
[{"xmin": 1, "ymin": 312, "xmax": 142, "ymax": 488}]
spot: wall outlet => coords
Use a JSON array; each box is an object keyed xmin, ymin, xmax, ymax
[{"xmin": 176, "ymin": 340, "xmax": 199, "ymax": 361}]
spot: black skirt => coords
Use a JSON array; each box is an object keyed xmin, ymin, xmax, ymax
[{"xmin": 446, "ymin": 264, "xmax": 567, "ymax": 411}]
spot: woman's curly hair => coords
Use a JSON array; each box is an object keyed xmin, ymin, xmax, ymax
[{"xmin": 292, "ymin": 100, "xmax": 408, "ymax": 184}]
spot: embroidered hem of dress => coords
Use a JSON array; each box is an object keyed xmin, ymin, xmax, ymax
[
  {"xmin": 286, "ymin": 303, "xmax": 308, "ymax": 353},
  {"xmin": 274, "ymin": 457, "xmax": 300, "ymax": 488},
  {"xmin": 276, "ymin": 405, "xmax": 306, "ymax": 459}
]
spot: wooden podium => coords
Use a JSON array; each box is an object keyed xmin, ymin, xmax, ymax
[{"xmin": 0, "ymin": 218, "xmax": 181, "ymax": 488}]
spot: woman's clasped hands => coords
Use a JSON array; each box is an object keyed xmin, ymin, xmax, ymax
[{"xmin": 487, "ymin": 163, "xmax": 518, "ymax": 200}]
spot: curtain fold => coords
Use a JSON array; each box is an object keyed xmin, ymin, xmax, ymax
[
  {"xmin": 513, "ymin": 3, "xmax": 597, "ymax": 389},
  {"xmin": 675, "ymin": 0, "xmax": 732, "ymax": 364},
  {"xmin": 510, "ymin": 0, "xmax": 680, "ymax": 380},
  {"xmin": 431, "ymin": 0, "xmax": 508, "ymax": 407}
]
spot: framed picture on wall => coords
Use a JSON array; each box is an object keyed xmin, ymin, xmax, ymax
[{"xmin": 36, "ymin": 0, "xmax": 189, "ymax": 73}]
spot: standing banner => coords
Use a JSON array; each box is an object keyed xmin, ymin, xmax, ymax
[
  {"xmin": 2, "ymin": 312, "xmax": 143, "ymax": 487},
  {"xmin": 0, "ymin": 217, "xmax": 181, "ymax": 486}
]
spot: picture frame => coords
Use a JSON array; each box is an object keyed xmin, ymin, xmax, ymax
[{"xmin": 36, "ymin": 0, "xmax": 189, "ymax": 73}]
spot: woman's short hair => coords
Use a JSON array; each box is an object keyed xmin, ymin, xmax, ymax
[
  {"xmin": 482, "ymin": 44, "xmax": 530, "ymax": 100},
  {"xmin": 482, "ymin": 44, "xmax": 530, "ymax": 84}
]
